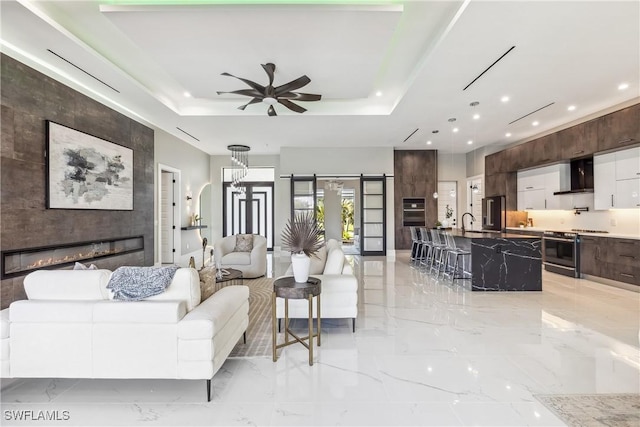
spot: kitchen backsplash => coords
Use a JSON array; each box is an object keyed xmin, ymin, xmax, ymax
[{"xmin": 523, "ymin": 209, "xmax": 640, "ymax": 235}]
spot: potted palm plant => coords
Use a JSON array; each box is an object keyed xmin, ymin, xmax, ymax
[{"xmin": 281, "ymin": 212, "xmax": 323, "ymax": 282}]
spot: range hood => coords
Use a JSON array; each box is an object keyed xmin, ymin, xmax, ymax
[{"xmin": 553, "ymin": 157, "xmax": 594, "ymax": 195}]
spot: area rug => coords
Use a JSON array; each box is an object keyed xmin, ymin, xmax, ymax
[
  {"xmin": 228, "ymin": 276, "xmax": 273, "ymax": 358},
  {"xmin": 535, "ymin": 393, "xmax": 640, "ymax": 427}
]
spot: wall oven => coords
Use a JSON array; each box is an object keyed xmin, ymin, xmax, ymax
[{"xmin": 543, "ymin": 231, "xmax": 579, "ymax": 278}]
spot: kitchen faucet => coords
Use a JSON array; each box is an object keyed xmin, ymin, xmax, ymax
[{"xmin": 461, "ymin": 212, "xmax": 476, "ymax": 233}]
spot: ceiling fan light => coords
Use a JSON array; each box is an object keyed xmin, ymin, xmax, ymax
[{"xmin": 263, "ymin": 97, "xmax": 278, "ymax": 105}]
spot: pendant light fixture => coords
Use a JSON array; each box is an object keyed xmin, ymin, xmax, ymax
[
  {"xmin": 227, "ymin": 144, "xmax": 250, "ymax": 194},
  {"xmin": 470, "ymin": 101, "xmax": 480, "ymax": 195}
]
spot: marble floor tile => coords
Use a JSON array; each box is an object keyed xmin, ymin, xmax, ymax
[{"xmin": 2, "ymin": 251, "xmax": 639, "ymax": 426}]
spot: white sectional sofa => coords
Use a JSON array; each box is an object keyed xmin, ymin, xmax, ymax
[
  {"xmin": 0, "ymin": 268, "xmax": 249, "ymax": 401},
  {"xmin": 276, "ymin": 239, "xmax": 359, "ymax": 331}
]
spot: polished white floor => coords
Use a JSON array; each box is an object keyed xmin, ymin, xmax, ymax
[{"xmin": 2, "ymin": 252, "xmax": 639, "ymax": 426}]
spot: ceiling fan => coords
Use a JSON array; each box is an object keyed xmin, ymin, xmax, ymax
[{"xmin": 217, "ymin": 63, "xmax": 321, "ymax": 116}]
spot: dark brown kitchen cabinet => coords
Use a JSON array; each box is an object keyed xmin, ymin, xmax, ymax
[
  {"xmin": 579, "ymin": 236, "xmax": 601, "ymax": 277},
  {"xmin": 598, "ymin": 104, "xmax": 640, "ymax": 151},
  {"xmin": 531, "ymin": 133, "xmax": 561, "ymax": 167},
  {"xmin": 581, "ymin": 236, "xmax": 640, "ymax": 286},
  {"xmin": 485, "ymin": 151, "xmax": 506, "ymax": 176},
  {"xmin": 558, "ymin": 119, "xmax": 598, "ymax": 159}
]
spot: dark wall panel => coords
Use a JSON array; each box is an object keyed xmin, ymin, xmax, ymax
[
  {"xmin": 393, "ymin": 150, "xmax": 438, "ymax": 249},
  {"xmin": 0, "ymin": 54, "xmax": 154, "ymax": 308}
]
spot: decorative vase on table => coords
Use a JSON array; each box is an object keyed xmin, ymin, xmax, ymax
[
  {"xmin": 281, "ymin": 212, "xmax": 323, "ymax": 283},
  {"xmin": 291, "ymin": 253, "xmax": 311, "ymax": 283},
  {"xmin": 441, "ymin": 219, "xmax": 449, "ymax": 228}
]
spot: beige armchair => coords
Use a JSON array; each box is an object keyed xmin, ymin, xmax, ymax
[{"xmin": 214, "ymin": 234, "xmax": 267, "ymax": 278}]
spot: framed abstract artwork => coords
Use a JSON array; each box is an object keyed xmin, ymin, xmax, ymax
[{"xmin": 46, "ymin": 121, "xmax": 134, "ymax": 210}]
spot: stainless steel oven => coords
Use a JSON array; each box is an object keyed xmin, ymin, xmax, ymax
[{"xmin": 543, "ymin": 231, "xmax": 579, "ymax": 278}]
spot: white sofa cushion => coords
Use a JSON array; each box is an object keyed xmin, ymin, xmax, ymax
[
  {"xmin": 143, "ymin": 268, "xmax": 201, "ymax": 312},
  {"xmin": 221, "ymin": 252, "xmax": 251, "ymax": 265},
  {"xmin": 10, "ymin": 300, "xmax": 94, "ymax": 323},
  {"xmin": 309, "ymin": 245, "xmax": 328, "ymax": 274},
  {"xmin": 178, "ymin": 286, "xmax": 249, "ymax": 340},
  {"xmin": 323, "ymin": 247, "xmax": 345, "ymax": 274},
  {"xmin": 93, "ymin": 300, "xmax": 186, "ymax": 324},
  {"xmin": 0, "ymin": 309, "xmax": 9, "ymax": 339},
  {"xmin": 24, "ymin": 269, "xmax": 111, "ymax": 300}
]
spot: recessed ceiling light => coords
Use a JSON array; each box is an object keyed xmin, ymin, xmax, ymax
[
  {"xmin": 618, "ymin": 82, "xmax": 629, "ymax": 90},
  {"xmin": 473, "ymin": 114, "xmax": 480, "ymax": 120},
  {"xmin": 426, "ymin": 140, "xmax": 432, "ymax": 145},
  {"xmin": 467, "ymin": 140, "xmax": 473, "ymax": 145},
  {"xmin": 184, "ymin": 91, "xmax": 192, "ymax": 98},
  {"xmin": 453, "ymin": 127, "xmax": 459, "ymax": 133},
  {"xmin": 568, "ymin": 105, "xmax": 576, "ymax": 111},
  {"xmin": 501, "ymin": 96, "xmax": 510, "ymax": 103},
  {"xmin": 375, "ymin": 91, "xmax": 383, "ymax": 97},
  {"xmin": 505, "ymin": 132, "xmax": 512, "ymax": 137},
  {"xmin": 532, "ymin": 121, "xmax": 539, "ymax": 126}
]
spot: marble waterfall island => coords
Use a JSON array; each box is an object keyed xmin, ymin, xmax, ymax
[{"xmin": 449, "ymin": 230, "xmax": 542, "ymax": 291}]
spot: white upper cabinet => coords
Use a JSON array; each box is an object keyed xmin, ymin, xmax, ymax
[
  {"xmin": 615, "ymin": 147, "xmax": 640, "ymax": 181},
  {"xmin": 594, "ymin": 152, "xmax": 616, "ymax": 210},
  {"xmin": 517, "ymin": 164, "xmax": 570, "ymax": 210},
  {"xmin": 594, "ymin": 147, "xmax": 640, "ymax": 209}
]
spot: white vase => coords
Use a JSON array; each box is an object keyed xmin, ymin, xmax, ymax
[
  {"xmin": 291, "ymin": 253, "xmax": 311, "ymax": 283},
  {"xmin": 441, "ymin": 219, "xmax": 449, "ymax": 228}
]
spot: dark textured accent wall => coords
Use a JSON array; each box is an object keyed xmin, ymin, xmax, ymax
[
  {"xmin": 394, "ymin": 150, "xmax": 438, "ymax": 249},
  {"xmin": 0, "ymin": 54, "xmax": 154, "ymax": 308}
]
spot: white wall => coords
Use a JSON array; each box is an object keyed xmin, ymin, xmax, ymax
[{"xmin": 154, "ymin": 129, "xmax": 210, "ymax": 265}]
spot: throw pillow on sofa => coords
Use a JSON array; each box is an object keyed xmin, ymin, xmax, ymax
[
  {"xmin": 309, "ymin": 245, "xmax": 327, "ymax": 274},
  {"xmin": 323, "ymin": 246, "xmax": 345, "ymax": 274},
  {"xmin": 198, "ymin": 266, "xmax": 217, "ymax": 300},
  {"xmin": 234, "ymin": 234, "xmax": 254, "ymax": 252}
]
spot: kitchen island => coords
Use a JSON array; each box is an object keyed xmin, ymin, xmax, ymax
[{"xmin": 447, "ymin": 229, "xmax": 542, "ymax": 291}]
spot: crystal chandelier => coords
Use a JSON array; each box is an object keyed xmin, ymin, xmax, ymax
[{"xmin": 227, "ymin": 144, "xmax": 250, "ymax": 194}]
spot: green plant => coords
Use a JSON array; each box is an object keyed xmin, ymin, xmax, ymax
[
  {"xmin": 435, "ymin": 220, "xmax": 442, "ymax": 227},
  {"xmin": 281, "ymin": 212, "xmax": 323, "ymax": 257},
  {"xmin": 341, "ymin": 198, "xmax": 354, "ymax": 239},
  {"xmin": 445, "ymin": 205, "xmax": 453, "ymax": 219}
]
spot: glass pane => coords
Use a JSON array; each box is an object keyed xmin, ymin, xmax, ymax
[
  {"xmin": 293, "ymin": 180, "xmax": 314, "ymax": 195},
  {"xmin": 364, "ymin": 195, "xmax": 383, "ymax": 209},
  {"xmin": 364, "ymin": 223, "xmax": 383, "ymax": 237},
  {"xmin": 364, "ymin": 237, "xmax": 383, "ymax": 251},
  {"xmin": 363, "ymin": 209, "xmax": 383, "ymax": 223},
  {"xmin": 293, "ymin": 196, "xmax": 314, "ymax": 209},
  {"xmin": 223, "ymin": 167, "xmax": 274, "ymax": 182},
  {"xmin": 363, "ymin": 181, "xmax": 383, "ymax": 194}
]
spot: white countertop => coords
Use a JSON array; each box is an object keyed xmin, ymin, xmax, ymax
[{"xmin": 506, "ymin": 227, "xmax": 640, "ymax": 240}]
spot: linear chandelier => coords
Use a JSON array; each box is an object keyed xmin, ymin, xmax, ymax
[{"xmin": 228, "ymin": 144, "xmax": 250, "ymax": 194}]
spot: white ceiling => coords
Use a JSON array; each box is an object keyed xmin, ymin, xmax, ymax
[{"xmin": 1, "ymin": 0, "xmax": 639, "ymax": 156}]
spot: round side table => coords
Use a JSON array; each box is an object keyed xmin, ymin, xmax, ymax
[{"xmin": 271, "ymin": 276, "xmax": 321, "ymax": 366}]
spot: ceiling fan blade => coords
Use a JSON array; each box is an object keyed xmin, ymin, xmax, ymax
[
  {"xmin": 274, "ymin": 75, "xmax": 311, "ymax": 95},
  {"xmin": 220, "ymin": 72, "xmax": 265, "ymax": 93},
  {"xmin": 217, "ymin": 89, "xmax": 264, "ymax": 98},
  {"xmin": 262, "ymin": 63, "xmax": 275, "ymax": 86},
  {"xmin": 278, "ymin": 92, "xmax": 322, "ymax": 102},
  {"xmin": 278, "ymin": 99, "xmax": 307, "ymax": 114},
  {"xmin": 267, "ymin": 105, "xmax": 277, "ymax": 116},
  {"xmin": 238, "ymin": 98, "xmax": 262, "ymax": 111}
]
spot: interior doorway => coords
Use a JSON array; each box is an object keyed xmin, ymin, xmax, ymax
[
  {"xmin": 465, "ymin": 175, "xmax": 483, "ymax": 231},
  {"xmin": 158, "ymin": 165, "xmax": 180, "ymax": 264}
]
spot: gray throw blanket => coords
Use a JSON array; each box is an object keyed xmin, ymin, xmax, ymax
[{"xmin": 107, "ymin": 266, "xmax": 179, "ymax": 301}]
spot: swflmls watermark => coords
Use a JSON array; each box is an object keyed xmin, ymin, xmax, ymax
[{"xmin": 4, "ymin": 410, "xmax": 70, "ymax": 422}]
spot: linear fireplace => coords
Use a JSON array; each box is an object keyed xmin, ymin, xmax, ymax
[{"xmin": 1, "ymin": 236, "xmax": 144, "ymax": 279}]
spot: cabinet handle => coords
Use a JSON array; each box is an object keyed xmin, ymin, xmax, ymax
[
  {"xmin": 621, "ymin": 254, "xmax": 636, "ymax": 258},
  {"xmin": 526, "ymin": 186, "xmax": 534, "ymax": 189},
  {"xmin": 620, "ymin": 273, "xmax": 635, "ymax": 278},
  {"xmin": 573, "ymin": 150, "xmax": 584, "ymax": 155},
  {"xmin": 545, "ymin": 199, "xmax": 547, "ymax": 209},
  {"xmin": 595, "ymin": 247, "xmax": 599, "ymax": 260},
  {"xmin": 611, "ymin": 194, "xmax": 614, "ymax": 207},
  {"xmin": 618, "ymin": 138, "xmax": 634, "ymax": 144}
]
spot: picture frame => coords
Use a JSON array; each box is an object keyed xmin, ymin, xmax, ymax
[{"xmin": 46, "ymin": 121, "xmax": 134, "ymax": 210}]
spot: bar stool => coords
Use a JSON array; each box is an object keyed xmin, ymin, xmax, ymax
[
  {"xmin": 428, "ymin": 229, "xmax": 448, "ymax": 275},
  {"xmin": 409, "ymin": 226, "xmax": 419, "ymax": 262},
  {"xmin": 418, "ymin": 227, "xmax": 433, "ymax": 268},
  {"xmin": 443, "ymin": 233, "xmax": 471, "ymax": 282}
]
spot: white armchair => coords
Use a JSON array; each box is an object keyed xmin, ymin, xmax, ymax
[{"xmin": 214, "ymin": 234, "xmax": 267, "ymax": 278}]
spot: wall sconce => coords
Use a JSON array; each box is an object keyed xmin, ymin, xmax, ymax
[{"xmin": 186, "ymin": 191, "xmax": 193, "ymax": 206}]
